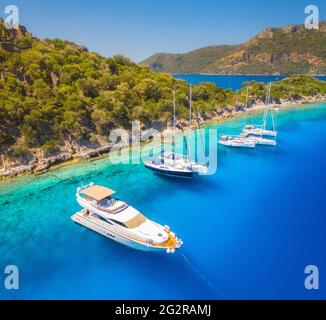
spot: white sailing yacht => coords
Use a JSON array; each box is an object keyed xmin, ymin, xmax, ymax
[
  {"xmin": 243, "ymin": 82, "xmax": 278, "ymax": 139},
  {"xmin": 145, "ymin": 87, "xmax": 209, "ymax": 178},
  {"xmin": 218, "ymin": 134, "xmax": 256, "ymax": 148},
  {"xmin": 218, "ymin": 87, "xmax": 257, "ymax": 149},
  {"xmin": 72, "ymin": 183, "xmax": 183, "ymax": 253},
  {"xmin": 240, "ymin": 133, "xmax": 277, "ymax": 146},
  {"xmin": 241, "ymin": 84, "xmax": 277, "ymax": 146}
]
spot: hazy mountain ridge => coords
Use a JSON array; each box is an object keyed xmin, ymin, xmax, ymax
[{"xmin": 141, "ymin": 22, "xmax": 326, "ymax": 75}]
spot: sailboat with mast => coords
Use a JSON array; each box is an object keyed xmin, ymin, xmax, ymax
[
  {"xmin": 145, "ymin": 86, "xmax": 209, "ymax": 178},
  {"xmin": 218, "ymin": 87, "xmax": 257, "ymax": 149},
  {"xmin": 242, "ymin": 84, "xmax": 277, "ymax": 146},
  {"xmin": 243, "ymin": 82, "xmax": 278, "ymax": 139}
]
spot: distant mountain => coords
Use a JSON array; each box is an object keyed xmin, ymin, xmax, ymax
[
  {"xmin": 141, "ymin": 22, "xmax": 326, "ymax": 75},
  {"xmin": 142, "ymin": 45, "xmax": 240, "ymax": 74}
]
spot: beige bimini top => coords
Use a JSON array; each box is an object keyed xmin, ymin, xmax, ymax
[{"xmin": 81, "ymin": 185, "xmax": 116, "ymax": 201}]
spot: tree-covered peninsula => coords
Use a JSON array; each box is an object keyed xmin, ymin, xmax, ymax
[{"xmin": 1, "ymin": 20, "xmax": 326, "ymax": 176}]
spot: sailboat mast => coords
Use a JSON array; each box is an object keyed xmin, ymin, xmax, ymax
[
  {"xmin": 188, "ymin": 85, "xmax": 192, "ymax": 159},
  {"xmin": 268, "ymin": 82, "xmax": 272, "ymax": 105},
  {"xmin": 268, "ymin": 82, "xmax": 273, "ymax": 131},
  {"xmin": 173, "ymin": 90, "xmax": 176, "ymax": 145},
  {"xmin": 244, "ymin": 86, "xmax": 249, "ymax": 125},
  {"xmin": 269, "ymin": 82, "xmax": 276, "ymax": 132},
  {"xmin": 173, "ymin": 89, "xmax": 176, "ymax": 163},
  {"xmin": 263, "ymin": 82, "xmax": 270, "ymax": 131}
]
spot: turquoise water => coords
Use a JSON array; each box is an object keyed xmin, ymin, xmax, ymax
[
  {"xmin": 1, "ymin": 102, "xmax": 326, "ymax": 300},
  {"xmin": 174, "ymin": 74, "xmax": 326, "ymax": 91}
]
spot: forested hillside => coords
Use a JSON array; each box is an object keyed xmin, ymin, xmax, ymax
[
  {"xmin": 0, "ymin": 20, "xmax": 230, "ymax": 157},
  {"xmin": 1, "ymin": 20, "xmax": 326, "ymax": 168}
]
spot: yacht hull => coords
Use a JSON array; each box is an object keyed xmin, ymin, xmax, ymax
[
  {"xmin": 243, "ymin": 128, "xmax": 277, "ymax": 138},
  {"xmin": 247, "ymin": 137, "xmax": 277, "ymax": 146},
  {"xmin": 144, "ymin": 163, "xmax": 194, "ymax": 179},
  {"xmin": 72, "ymin": 212, "xmax": 172, "ymax": 252},
  {"xmin": 218, "ymin": 141, "xmax": 256, "ymax": 149}
]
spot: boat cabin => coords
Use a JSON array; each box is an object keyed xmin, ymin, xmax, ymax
[{"xmin": 80, "ymin": 185, "xmax": 129, "ymax": 214}]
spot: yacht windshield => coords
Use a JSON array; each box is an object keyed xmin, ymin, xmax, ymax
[{"xmin": 98, "ymin": 197, "xmax": 116, "ymax": 208}]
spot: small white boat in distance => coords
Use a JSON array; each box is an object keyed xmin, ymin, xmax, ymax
[
  {"xmin": 218, "ymin": 135, "xmax": 256, "ymax": 148},
  {"xmin": 243, "ymin": 125, "xmax": 278, "ymax": 138},
  {"xmin": 72, "ymin": 183, "xmax": 183, "ymax": 253},
  {"xmin": 239, "ymin": 133, "xmax": 277, "ymax": 146}
]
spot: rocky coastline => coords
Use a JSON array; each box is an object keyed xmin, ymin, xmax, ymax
[{"xmin": 1, "ymin": 94, "xmax": 326, "ymax": 180}]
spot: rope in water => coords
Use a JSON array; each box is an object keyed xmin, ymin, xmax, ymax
[{"xmin": 180, "ymin": 252, "xmax": 225, "ymax": 299}]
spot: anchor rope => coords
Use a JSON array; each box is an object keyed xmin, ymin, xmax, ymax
[{"xmin": 180, "ymin": 252, "xmax": 225, "ymax": 299}]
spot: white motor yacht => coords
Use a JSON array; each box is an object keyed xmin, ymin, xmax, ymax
[{"xmin": 72, "ymin": 183, "xmax": 183, "ymax": 253}]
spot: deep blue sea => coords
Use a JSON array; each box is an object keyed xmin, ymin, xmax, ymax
[
  {"xmin": 1, "ymin": 101, "xmax": 326, "ymax": 300},
  {"xmin": 173, "ymin": 74, "xmax": 326, "ymax": 91}
]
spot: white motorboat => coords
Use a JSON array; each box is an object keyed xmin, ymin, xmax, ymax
[
  {"xmin": 218, "ymin": 135, "xmax": 256, "ymax": 148},
  {"xmin": 72, "ymin": 183, "xmax": 183, "ymax": 253},
  {"xmin": 145, "ymin": 87, "xmax": 209, "ymax": 178}
]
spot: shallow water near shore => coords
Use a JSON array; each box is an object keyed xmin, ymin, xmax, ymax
[{"xmin": 1, "ymin": 102, "xmax": 326, "ymax": 299}]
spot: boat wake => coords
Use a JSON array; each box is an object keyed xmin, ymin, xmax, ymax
[{"xmin": 180, "ymin": 252, "xmax": 224, "ymax": 299}]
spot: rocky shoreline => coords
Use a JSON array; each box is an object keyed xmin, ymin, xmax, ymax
[{"xmin": 1, "ymin": 94, "xmax": 326, "ymax": 180}]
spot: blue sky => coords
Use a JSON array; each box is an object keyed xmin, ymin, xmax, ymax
[{"xmin": 0, "ymin": 0, "xmax": 325, "ymax": 61}]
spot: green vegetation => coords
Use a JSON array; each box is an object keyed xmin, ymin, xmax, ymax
[
  {"xmin": 240, "ymin": 76, "xmax": 326, "ymax": 102},
  {"xmin": 142, "ymin": 21, "xmax": 326, "ymax": 75},
  {"xmin": 1, "ymin": 21, "xmax": 326, "ymax": 162},
  {"xmin": 0, "ymin": 21, "xmax": 231, "ymax": 157}
]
